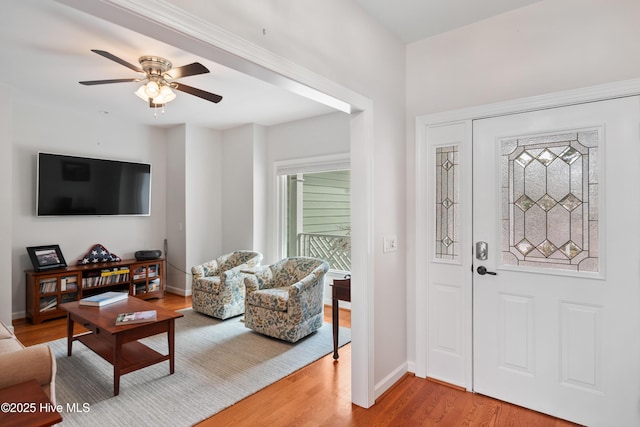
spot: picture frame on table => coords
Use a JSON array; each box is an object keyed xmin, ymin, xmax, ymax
[{"xmin": 26, "ymin": 244, "xmax": 67, "ymax": 271}]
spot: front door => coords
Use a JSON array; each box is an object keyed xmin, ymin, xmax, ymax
[{"xmin": 472, "ymin": 96, "xmax": 640, "ymax": 426}]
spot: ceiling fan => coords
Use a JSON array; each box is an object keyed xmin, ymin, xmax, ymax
[{"xmin": 79, "ymin": 49, "xmax": 223, "ymax": 107}]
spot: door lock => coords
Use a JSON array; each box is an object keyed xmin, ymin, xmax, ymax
[
  {"xmin": 476, "ymin": 266, "xmax": 497, "ymax": 276},
  {"xmin": 475, "ymin": 241, "xmax": 488, "ymax": 260}
]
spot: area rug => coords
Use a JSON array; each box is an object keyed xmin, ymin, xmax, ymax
[{"xmin": 48, "ymin": 309, "xmax": 351, "ymax": 426}]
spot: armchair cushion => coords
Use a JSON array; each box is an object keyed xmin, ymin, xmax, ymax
[{"xmin": 246, "ymin": 288, "xmax": 289, "ymax": 312}]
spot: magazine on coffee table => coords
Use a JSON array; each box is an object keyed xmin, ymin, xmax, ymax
[{"xmin": 115, "ymin": 310, "xmax": 157, "ymax": 325}]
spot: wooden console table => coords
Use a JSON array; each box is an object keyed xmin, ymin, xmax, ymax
[{"xmin": 331, "ymin": 276, "xmax": 351, "ymax": 360}]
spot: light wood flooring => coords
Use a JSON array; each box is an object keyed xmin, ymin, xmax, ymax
[{"xmin": 13, "ymin": 293, "xmax": 578, "ymax": 426}]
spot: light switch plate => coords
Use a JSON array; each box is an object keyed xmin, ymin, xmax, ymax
[{"xmin": 383, "ymin": 235, "xmax": 397, "ymax": 252}]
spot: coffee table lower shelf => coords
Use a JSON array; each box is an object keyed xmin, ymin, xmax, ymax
[{"xmin": 76, "ymin": 332, "xmax": 170, "ymax": 375}]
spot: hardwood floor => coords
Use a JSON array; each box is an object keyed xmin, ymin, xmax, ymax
[{"xmin": 13, "ymin": 293, "xmax": 577, "ymax": 426}]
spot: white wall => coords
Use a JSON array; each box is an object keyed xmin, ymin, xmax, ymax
[
  {"xmin": 165, "ymin": 125, "xmax": 187, "ymax": 293},
  {"xmin": 185, "ymin": 125, "xmax": 222, "ymax": 289},
  {"xmin": 11, "ymin": 100, "xmax": 167, "ymax": 319},
  {"xmin": 166, "ymin": 124, "xmax": 222, "ymax": 296},
  {"xmin": 0, "ymin": 85, "xmax": 13, "ymax": 327},
  {"xmin": 405, "ymin": 0, "xmax": 640, "ymax": 369},
  {"xmin": 406, "ymin": 0, "xmax": 640, "ymax": 117},
  {"xmin": 252, "ymin": 125, "xmax": 268, "ymax": 257},
  {"xmin": 221, "ymin": 124, "xmax": 258, "ymax": 253}
]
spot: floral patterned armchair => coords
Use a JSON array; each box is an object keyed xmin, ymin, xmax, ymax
[
  {"xmin": 244, "ymin": 257, "xmax": 330, "ymax": 343},
  {"xmin": 191, "ymin": 250, "xmax": 263, "ymax": 319}
]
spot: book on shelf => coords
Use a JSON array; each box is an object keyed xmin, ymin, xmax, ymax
[
  {"xmin": 100, "ymin": 267, "xmax": 130, "ymax": 277},
  {"xmin": 79, "ymin": 291, "xmax": 129, "ymax": 307},
  {"xmin": 82, "ymin": 268, "xmax": 130, "ymax": 288},
  {"xmin": 148, "ymin": 264, "xmax": 158, "ymax": 277},
  {"xmin": 39, "ymin": 278, "xmax": 57, "ymax": 293},
  {"xmin": 60, "ymin": 292, "xmax": 77, "ymax": 304},
  {"xmin": 61, "ymin": 276, "xmax": 78, "ymax": 291},
  {"xmin": 115, "ymin": 310, "xmax": 157, "ymax": 326},
  {"xmin": 39, "ymin": 296, "xmax": 57, "ymax": 312},
  {"xmin": 132, "ymin": 266, "xmax": 147, "ymax": 280}
]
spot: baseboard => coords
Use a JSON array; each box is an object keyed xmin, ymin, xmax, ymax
[
  {"xmin": 375, "ymin": 361, "xmax": 408, "ymax": 400},
  {"xmin": 12, "ymin": 310, "xmax": 26, "ymax": 321},
  {"xmin": 165, "ymin": 285, "xmax": 191, "ymax": 296}
]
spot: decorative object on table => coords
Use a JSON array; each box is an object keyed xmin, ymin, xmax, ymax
[
  {"xmin": 115, "ymin": 310, "xmax": 157, "ymax": 325},
  {"xmin": 79, "ymin": 291, "xmax": 128, "ymax": 307},
  {"xmin": 244, "ymin": 256, "xmax": 329, "ymax": 342},
  {"xmin": 191, "ymin": 250, "xmax": 263, "ymax": 319},
  {"xmin": 134, "ymin": 249, "xmax": 162, "ymax": 261},
  {"xmin": 26, "ymin": 244, "xmax": 67, "ymax": 271},
  {"xmin": 77, "ymin": 243, "xmax": 121, "ymax": 265}
]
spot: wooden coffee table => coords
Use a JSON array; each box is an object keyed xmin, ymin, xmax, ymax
[{"xmin": 60, "ymin": 297, "xmax": 183, "ymax": 396}]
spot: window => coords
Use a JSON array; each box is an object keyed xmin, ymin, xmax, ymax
[
  {"xmin": 275, "ymin": 154, "xmax": 351, "ymax": 273},
  {"xmin": 286, "ymin": 170, "xmax": 351, "ymax": 272}
]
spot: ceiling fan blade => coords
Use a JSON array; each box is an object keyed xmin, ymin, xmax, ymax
[
  {"xmin": 91, "ymin": 49, "xmax": 143, "ymax": 73},
  {"xmin": 174, "ymin": 83, "xmax": 223, "ymax": 103},
  {"xmin": 167, "ymin": 62, "xmax": 209, "ymax": 79},
  {"xmin": 79, "ymin": 78, "xmax": 140, "ymax": 85}
]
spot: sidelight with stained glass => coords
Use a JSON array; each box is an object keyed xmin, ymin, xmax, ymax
[{"xmin": 435, "ymin": 146, "xmax": 459, "ymax": 260}]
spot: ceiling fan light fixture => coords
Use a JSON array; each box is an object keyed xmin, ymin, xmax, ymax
[
  {"xmin": 144, "ymin": 80, "xmax": 160, "ymax": 98},
  {"xmin": 135, "ymin": 84, "xmax": 150, "ymax": 102},
  {"xmin": 153, "ymin": 85, "xmax": 176, "ymax": 104}
]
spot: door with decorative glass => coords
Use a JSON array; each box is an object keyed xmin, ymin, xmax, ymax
[{"xmin": 472, "ymin": 96, "xmax": 640, "ymax": 426}]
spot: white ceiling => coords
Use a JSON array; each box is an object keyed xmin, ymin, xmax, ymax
[
  {"xmin": 355, "ymin": 0, "xmax": 543, "ymax": 43},
  {"xmin": 1, "ymin": 1, "xmax": 543, "ymax": 130}
]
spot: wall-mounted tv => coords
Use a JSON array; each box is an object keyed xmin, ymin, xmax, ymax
[{"xmin": 36, "ymin": 152, "xmax": 151, "ymax": 217}]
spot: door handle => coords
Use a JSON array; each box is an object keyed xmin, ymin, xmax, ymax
[{"xmin": 476, "ymin": 266, "xmax": 497, "ymax": 276}]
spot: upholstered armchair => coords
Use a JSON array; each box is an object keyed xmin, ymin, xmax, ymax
[
  {"xmin": 244, "ymin": 257, "xmax": 330, "ymax": 343},
  {"xmin": 191, "ymin": 250, "xmax": 263, "ymax": 319}
]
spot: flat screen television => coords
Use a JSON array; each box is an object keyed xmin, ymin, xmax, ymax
[{"xmin": 36, "ymin": 152, "xmax": 151, "ymax": 216}]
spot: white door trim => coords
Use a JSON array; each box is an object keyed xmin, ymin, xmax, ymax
[
  {"xmin": 414, "ymin": 77, "xmax": 640, "ymax": 390},
  {"xmin": 60, "ymin": 0, "xmax": 376, "ymax": 408}
]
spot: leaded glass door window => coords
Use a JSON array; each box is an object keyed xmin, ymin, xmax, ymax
[
  {"xmin": 435, "ymin": 145, "xmax": 459, "ymax": 261},
  {"xmin": 501, "ymin": 129, "xmax": 599, "ymax": 272}
]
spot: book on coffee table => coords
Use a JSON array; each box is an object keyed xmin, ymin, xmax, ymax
[
  {"xmin": 79, "ymin": 291, "xmax": 129, "ymax": 307},
  {"xmin": 115, "ymin": 310, "xmax": 157, "ymax": 325}
]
